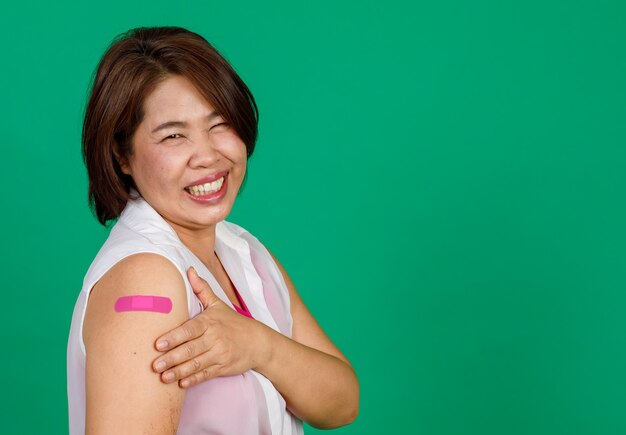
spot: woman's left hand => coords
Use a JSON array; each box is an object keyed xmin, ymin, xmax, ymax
[{"xmin": 151, "ymin": 266, "xmax": 269, "ymax": 388}]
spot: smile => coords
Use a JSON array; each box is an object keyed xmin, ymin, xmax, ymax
[{"xmin": 184, "ymin": 176, "xmax": 225, "ymax": 196}]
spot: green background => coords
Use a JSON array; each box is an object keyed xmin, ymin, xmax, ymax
[{"xmin": 1, "ymin": 0, "xmax": 625, "ymax": 433}]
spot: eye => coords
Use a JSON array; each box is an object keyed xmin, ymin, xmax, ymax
[
  {"xmin": 210, "ymin": 122, "xmax": 229, "ymax": 131},
  {"xmin": 162, "ymin": 133, "xmax": 183, "ymax": 141}
]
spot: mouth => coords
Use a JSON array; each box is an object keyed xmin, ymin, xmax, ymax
[
  {"xmin": 183, "ymin": 170, "xmax": 230, "ymax": 204},
  {"xmin": 184, "ymin": 175, "xmax": 226, "ymax": 196}
]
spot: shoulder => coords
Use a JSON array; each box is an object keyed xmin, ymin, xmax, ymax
[
  {"xmin": 219, "ymin": 220, "xmax": 272, "ymax": 255},
  {"xmin": 217, "ymin": 220, "xmax": 252, "ymax": 240},
  {"xmin": 83, "ymin": 253, "xmax": 189, "ymax": 345},
  {"xmin": 93, "ymin": 252, "xmax": 186, "ymax": 296},
  {"xmin": 219, "ymin": 219, "xmax": 248, "ymax": 234},
  {"xmin": 218, "ymin": 220, "xmax": 271, "ymax": 260},
  {"xmin": 83, "ymin": 219, "xmax": 189, "ymax": 294},
  {"xmin": 219, "ymin": 221, "xmax": 291, "ymax": 296}
]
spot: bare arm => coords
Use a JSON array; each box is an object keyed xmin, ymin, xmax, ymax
[
  {"xmin": 254, "ymin": 251, "xmax": 360, "ymax": 428},
  {"xmin": 83, "ymin": 253, "xmax": 189, "ymax": 434}
]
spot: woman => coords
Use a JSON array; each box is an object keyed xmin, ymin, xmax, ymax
[{"xmin": 67, "ymin": 26, "xmax": 359, "ymax": 434}]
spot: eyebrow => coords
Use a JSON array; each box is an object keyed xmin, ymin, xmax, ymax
[{"xmin": 150, "ymin": 111, "xmax": 220, "ymax": 134}]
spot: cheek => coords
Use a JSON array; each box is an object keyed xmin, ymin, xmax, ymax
[
  {"xmin": 216, "ymin": 132, "xmax": 248, "ymax": 163},
  {"xmin": 133, "ymin": 150, "xmax": 183, "ymax": 187},
  {"xmin": 231, "ymin": 142, "xmax": 249, "ymax": 167}
]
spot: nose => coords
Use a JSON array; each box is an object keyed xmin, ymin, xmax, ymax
[{"xmin": 188, "ymin": 134, "xmax": 220, "ymax": 168}]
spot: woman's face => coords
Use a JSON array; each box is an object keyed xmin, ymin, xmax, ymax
[{"xmin": 120, "ymin": 74, "xmax": 247, "ymax": 233}]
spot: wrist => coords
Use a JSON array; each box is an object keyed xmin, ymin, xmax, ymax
[{"xmin": 250, "ymin": 320, "xmax": 275, "ymax": 372}]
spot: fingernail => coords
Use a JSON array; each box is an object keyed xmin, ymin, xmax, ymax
[
  {"xmin": 189, "ymin": 266, "xmax": 197, "ymax": 277},
  {"xmin": 163, "ymin": 371, "xmax": 175, "ymax": 382},
  {"xmin": 156, "ymin": 340, "xmax": 168, "ymax": 351},
  {"xmin": 180, "ymin": 379, "xmax": 190, "ymax": 388},
  {"xmin": 155, "ymin": 361, "xmax": 166, "ymax": 372}
]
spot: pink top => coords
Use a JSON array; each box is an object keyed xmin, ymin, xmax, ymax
[{"xmin": 232, "ymin": 283, "xmax": 254, "ymax": 319}]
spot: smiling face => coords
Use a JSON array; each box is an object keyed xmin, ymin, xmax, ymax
[{"xmin": 120, "ymin": 74, "xmax": 248, "ymax": 235}]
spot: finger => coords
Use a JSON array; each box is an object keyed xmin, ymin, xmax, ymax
[
  {"xmin": 160, "ymin": 346, "xmax": 220, "ymax": 384},
  {"xmin": 187, "ymin": 266, "xmax": 219, "ymax": 309},
  {"xmin": 179, "ymin": 364, "xmax": 224, "ymax": 388},
  {"xmin": 153, "ymin": 333, "xmax": 214, "ymax": 374},
  {"xmin": 155, "ymin": 315, "xmax": 205, "ymax": 352}
]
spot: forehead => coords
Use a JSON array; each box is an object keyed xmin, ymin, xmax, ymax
[{"xmin": 142, "ymin": 75, "xmax": 216, "ymax": 122}]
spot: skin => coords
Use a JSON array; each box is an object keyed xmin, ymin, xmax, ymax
[
  {"xmin": 84, "ymin": 254, "xmax": 188, "ymax": 434},
  {"xmin": 83, "ymin": 74, "xmax": 359, "ymax": 433}
]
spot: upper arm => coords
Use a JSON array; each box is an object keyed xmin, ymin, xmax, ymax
[
  {"xmin": 267, "ymin": 250, "xmax": 353, "ymax": 368},
  {"xmin": 83, "ymin": 253, "xmax": 188, "ymax": 434}
]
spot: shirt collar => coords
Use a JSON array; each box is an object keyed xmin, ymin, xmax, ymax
[{"xmin": 120, "ymin": 189, "xmax": 247, "ymax": 253}]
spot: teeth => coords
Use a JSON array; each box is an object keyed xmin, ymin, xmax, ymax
[{"xmin": 186, "ymin": 176, "xmax": 225, "ymax": 196}]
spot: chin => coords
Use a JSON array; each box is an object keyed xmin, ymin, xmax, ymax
[{"xmin": 193, "ymin": 205, "xmax": 233, "ymax": 226}]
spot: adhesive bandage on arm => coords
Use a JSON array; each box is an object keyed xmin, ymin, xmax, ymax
[{"xmin": 114, "ymin": 295, "xmax": 173, "ymax": 314}]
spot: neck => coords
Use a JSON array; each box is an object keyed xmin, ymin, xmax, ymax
[{"xmin": 170, "ymin": 222, "xmax": 220, "ymax": 273}]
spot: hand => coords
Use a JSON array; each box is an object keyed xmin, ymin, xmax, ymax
[{"xmin": 152, "ymin": 266, "xmax": 269, "ymax": 388}]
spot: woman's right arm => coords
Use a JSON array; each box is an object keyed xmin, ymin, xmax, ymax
[{"xmin": 83, "ymin": 253, "xmax": 189, "ymax": 434}]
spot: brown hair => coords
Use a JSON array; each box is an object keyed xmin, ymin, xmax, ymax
[{"xmin": 82, "ymin": 26, "xmax": 258, "ymax": 225}]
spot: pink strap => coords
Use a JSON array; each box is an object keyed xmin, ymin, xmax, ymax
[{"xmin": 231, "ymin": 282, "xmax": 253, "ymax": 319}]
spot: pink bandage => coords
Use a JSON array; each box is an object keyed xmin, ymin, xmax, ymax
[{"xmin": 114, "ymin": 295, "xmax": 173, "ymax": 314}]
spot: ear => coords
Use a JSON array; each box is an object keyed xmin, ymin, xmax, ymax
[
  {"xmin": 113, "ymin": 145, "xmax": 132, "ymax": 176},
  {"xmin": 119, "ymin": 160, "xmax": 132, "ymax": 176}
]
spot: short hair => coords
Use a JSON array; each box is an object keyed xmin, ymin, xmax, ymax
[{"xmin": 82, "ymin": 26, "xmax": 258, "ymax": 225}]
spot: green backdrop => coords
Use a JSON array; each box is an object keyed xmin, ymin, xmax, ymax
[{"xmin": 1, "ymin": 1, "xmax": 625, "ymax": 433}]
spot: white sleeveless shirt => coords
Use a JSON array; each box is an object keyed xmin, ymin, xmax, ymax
[{"xmin": 67, "ymin": 194, "xmax": 304, "ymax": 435}]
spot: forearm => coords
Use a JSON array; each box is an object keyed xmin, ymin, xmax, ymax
[{"xmin": 253, "ymin": 323, "xmax": 360, "ymax": 429}]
